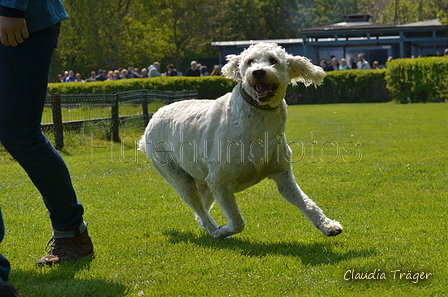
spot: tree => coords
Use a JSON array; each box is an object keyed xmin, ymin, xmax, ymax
[
  {"xmin": 50, "ymin": 0, "xmax": 447, "ymax": 80},
  {"xmin": 361, "ymin": 0, "xmax": 446, "ymax": 24},
  {"xmin": 141, "ymin": 0, "xmax": 224, "ymax": 70},
  {"xmin": 438, "ymin": 10, "xmax": 448, "ymax": 25},
  {"xmin": 52, "ymin": 0, "xmax": 152, "ymax": 78}
]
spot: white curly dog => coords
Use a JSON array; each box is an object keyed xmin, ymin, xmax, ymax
[{"xmin": 140, "ymin": 43, "xmax": 343, "ymax": 239}]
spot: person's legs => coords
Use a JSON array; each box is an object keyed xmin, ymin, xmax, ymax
[
  {"xmin": 0, "ymin": 25, "xmax": 84, "ymax": 236},
  {"xmin": 0, "ymin": 25, "xmax": 92, "ymax": 264}
]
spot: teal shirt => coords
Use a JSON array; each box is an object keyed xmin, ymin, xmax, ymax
[{"xmin": 0, "ymin": 0, "xmax": 68, "ymax": 33}]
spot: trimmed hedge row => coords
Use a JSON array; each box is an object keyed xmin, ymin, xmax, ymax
[
  {"xmin": 47, "ymin": 71, "xmax": 389, "ymax": 104},
  {"xmin": 286, "ymin": 69, "xmax": 389, "ymax": 104},
  {"xmin": 47, "ymin": 57, "xmax": 448, "ymax": 104},
  {"xmin": 48, "ymin": 76, "xmax": 236, "ymax": 100},
  {"xmin": 385, "ymin": 56, "xmax": 448, "ymax": 103}
]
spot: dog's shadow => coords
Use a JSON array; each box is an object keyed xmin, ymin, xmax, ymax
[{"xmin": 163, "ymin": 229, "xmax": 375, "ymax": 266}]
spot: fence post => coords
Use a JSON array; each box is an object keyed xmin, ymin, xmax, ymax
[
  {"xmin": 110, "ymin": 92, "xmax": 120, "ymax": 142},
  {"xmin": 142, "ymin": 89, "xmax": 149, "ymax": 127},
  {"xmin": 51, "ymin": 93, "xmax": 64, "ymax": 150}
]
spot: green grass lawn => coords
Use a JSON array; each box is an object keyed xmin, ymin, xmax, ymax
[{"xmin": 0, "ymin": 102, "xmax": 447, "ymax": 296}]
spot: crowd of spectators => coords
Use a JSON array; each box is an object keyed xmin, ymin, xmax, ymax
[
  {"xmin": 319, "ymin": 53, "xmax": 388, "ymax": 72},
  {"xmin": 58, "ymin": 49, "xmax": 448, "ymax": 83},
  {"xmin": 56, "ymin": 61, "xmax": 222, "ymax": 83},
  {"xmin": 319, "ymin": 48, "xmax": 448, "ymax": 72}
]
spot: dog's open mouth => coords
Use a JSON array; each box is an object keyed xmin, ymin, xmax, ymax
[{"xmin": 253, "ymin": 83, "xmax": 277, "ymax": 102}]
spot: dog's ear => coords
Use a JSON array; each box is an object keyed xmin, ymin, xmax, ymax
[
  {"xmin": 288, "ymin": 55, "xmax": 326, "ymax": 88},
  {"xmin": 222, "ymin": 54, "xmax": 242, "ymax": 81}
]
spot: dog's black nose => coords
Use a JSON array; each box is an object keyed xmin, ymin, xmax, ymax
[{"xmin": 252, "ymin": 69, "xmax": 266, "ymax": 79}]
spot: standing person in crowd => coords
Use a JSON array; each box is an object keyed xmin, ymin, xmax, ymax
[
  {"xmin": 85, "ymin": 70, "xmax": 97, "ymax": 82},
  {"xmin": 166, "ymin": 64, "xmax": 178, "ymax": 76},
  {"xmin": 62, "ymin": 70, "xmax": 69, "ymax": 82},
  {"xmin": 133, "ymin": 68, "xmax": 141, "ymax": 78},
  {"xmin": 339, "ymin": 58, "xmax": 349, "ymax": 70},
  {"xmin": 117, "ymin": 68, "xmax": 123, "ymax": 79},
  {"xmin": 107, "ymin": 71, "xmax": 114, "ymax": 80},
  {"xmin": 185, "ymin": 61, "xmax": 200, "ymax": 76},
  {"xmin": 210, "ymin": 65, "xmax": 222, "ymax": 76},
  {"xmin": 357, "ymin": 53, "xmax": 370, "ymax": 70},
  {"xmin": 148, "ymin": 62, "xmax": 162, "ymax": 78},
  {"xmin": 113, "ymin": 70, "xmax": 122, "ymax": 80},
  {"xmin": 141, "ymin": 68, "xmax": 148, "ymax": 78},
  {"xmin": 200, "ymin": 65, "xmax": 209, "ymax": 76},
  {"xmin": 64, "ymin": 69, "xmax": 76, "ymax": 82},
  {"xmin": 372, "ymin": 61, "xmax": 379, "ymax": 69},
  {"xmin": 0, "ymin": 1, "xmax": 94, "ymax": 290},
  {"xmin": 56, "ymin": 73, "xmax": 64, "ymax": 82},
  {"xmin": 385, "ymin": 56, "xmax": 393, "ymax": 68},
  {"xmin": 95, "ymin": 70, "xmax": 107, "ymax": 81},
  {"xmin": 126, "ymin": 66, "xmax": 136, "ymax": 78},
  {"xmin": 127, "ymin": 68, "xmax": 133, "ymax": 78},
  {"xmin": 320, "ymin": 60, "xmax": 329, "ymax": 71},
  {"xmin": 327, "ymin": 57, "xmax": 339, "ymax": 71},
  {"xmin": 75, "ymin": 73, "xmax": 84, "ymax": 82}
]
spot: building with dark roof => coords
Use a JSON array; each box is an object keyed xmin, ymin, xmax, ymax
[{"xmin": 211, "ymin": 14, "xmax": 448, "ymax": 68}]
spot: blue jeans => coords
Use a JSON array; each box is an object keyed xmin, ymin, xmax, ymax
[{"xmin": 0, "ymin": 25, "xmax": 86, "ymax": 238}]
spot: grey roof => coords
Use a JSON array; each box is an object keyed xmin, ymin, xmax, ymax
[
  {"xmin": 211, "ymin": 15, "xmax": 447, "ymax": 48},
  {"xmin": 301, "ymin": 13, "xmax": 446, "ymax": 34},
  {"xmin": 399, "ymin": 19, "xmax": 442, "ymax": 27},
  {"xmin": 302, "ymin": 21, "xmax": 395, "ymax": 34},
  {"xmin": 211, "ymin": 38, "xmax": 303, "ymax": 47}
]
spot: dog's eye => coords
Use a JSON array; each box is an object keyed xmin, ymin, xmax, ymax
[
  {"xmin": 247, "ymin": 59, "xmax": 254, "ymax": 66},
  {"xmin": 270, "ymin": 58, "xmax": 277, "ymax": 65}
]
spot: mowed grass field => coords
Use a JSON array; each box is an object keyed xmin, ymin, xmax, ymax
[{"xmin": 0, "ymin": 102, "xmax": 446, "ymax": 296}]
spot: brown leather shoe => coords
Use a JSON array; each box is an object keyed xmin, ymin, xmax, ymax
[{"xmin": 36, "ymin": 229, "xmax": 94, "ymax": 266}]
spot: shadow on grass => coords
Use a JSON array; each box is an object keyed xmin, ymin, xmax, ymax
[
  {"xmin": 11, "ymin": 256, "xmax": 127, "ymax": 297},
  {"xmin": 164, "ymin": 229, "xmax": 376, "ymax": 266}
]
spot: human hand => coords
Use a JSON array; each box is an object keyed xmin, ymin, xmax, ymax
[{"xmin": 0, "ymin": 16, "xmax": 29, "ymax": 46}]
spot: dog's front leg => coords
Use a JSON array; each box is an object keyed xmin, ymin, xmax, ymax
[
  {"xmin": 207, "ymin": 185, "xmax": 245, "ymax": 239},
  {"xmin": 270, "ymin": 171, "xmax": 343, "ymax": 236}
]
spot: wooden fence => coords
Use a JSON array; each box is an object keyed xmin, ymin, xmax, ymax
[{"xmin": 43, "ymin": 89, "xmax": 198, "ymax": 150}]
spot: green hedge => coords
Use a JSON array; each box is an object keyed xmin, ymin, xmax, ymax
[
  {"xmin": 286, "ymin": 69, "xmax": 389, "ymax": 104},
  {"xmin": 48, "ymin": 76, "xmax": 236, "ymax": 99},
  {"xmin": 386, "ymin": 56, "xmax": 448, "ymax": 103},
  {"xmin": 48, "ymin": 71, "xmax": 390, "ymax": 104},
  {"xmin": 48, "ymin": 58, "xmax": 447, "ymax": 104}
]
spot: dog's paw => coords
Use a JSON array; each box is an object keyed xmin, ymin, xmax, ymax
[
  {"xmin": 213, "ymin": 225, "xmax": 235, "ymax": 239},
  {"xmin": 318, "ymin": 219, "xmax": 343, "ymax": 236}
]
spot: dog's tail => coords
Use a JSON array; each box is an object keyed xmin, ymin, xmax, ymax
[{"xmin": 138, "ymin": 134, "xmax": 147, "ymax": 153}]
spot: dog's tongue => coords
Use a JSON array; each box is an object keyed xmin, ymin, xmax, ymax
[{"xmin": 255, "ymin": 83, "xmax": 271, "ymax": 97}]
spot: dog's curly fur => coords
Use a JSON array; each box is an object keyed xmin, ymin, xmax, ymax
[{"xmin": 140, "ymin": 43, "xmax": 342, "ymax": 238}]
